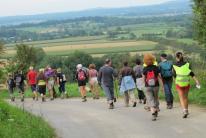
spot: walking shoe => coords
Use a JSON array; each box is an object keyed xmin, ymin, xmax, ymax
[
  {"xmin": 183, "ymin": 110, "xmax": 189, "ymax": 119},
  {"xmin": 143, "ymin": 98, "xmax": 146, "ymax": 104},
  {"xmin": 50, "ymin": 97, "xmax": 54, "ymax": 101},
  {"xmin": 35, "ymin": 97, "xmax": 38, "ymax": 101},
  {"xmin": 154, "ymin": 111, "xmax": 158, "ymax": 117},
  {"xmin": 133, "ymin": 102, "xmax": 137, "ymax": 107},
  {"xmin": 114, "ymin": 98, "xmax": 117, "ymax": 103},
  {"xmin": 42, "ymin": 97, "xmax": 46, "ymax": 102},
  {"xmin": 32, "ymin": 96, "xmax": 35, "ymax": 100},
  {"xmin": 11, "ymin": 97, "xmax": 15, "ymax": 102},
  {"xmin": 21, "ymin": 97, "xmax": 24, "ymax": 102},
  {"xmin": 82, "ymin": 96, "xmax": 87, "ymax": 102},
  {"xmin": 152, "ymin": 114, "xmax": 157, "ymax": 121},
  {"xmin": 144, "ymin": 106, "xmax": 151, "ymax": 111},
  {"xmin": 167, "ymin": 105, "xmax": 173, "ymax": 109},
  {"xmin": 96, "ymin": 96, "xmax": 100, "ymax": 99},
  {"xmin": 109, "ymin": 102, "xmax": 114, "ymax": 109}
]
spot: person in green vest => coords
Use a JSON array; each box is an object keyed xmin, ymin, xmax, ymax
[{"xmin": 173, "ymin": 52, "xmax": 200, "ymax": 118}]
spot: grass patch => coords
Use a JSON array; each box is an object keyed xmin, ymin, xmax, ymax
[{"xmin": 0, "ymin": 93, "xmax": 56, "ymax": 138}]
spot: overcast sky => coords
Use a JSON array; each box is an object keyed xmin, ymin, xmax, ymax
[{"xmin": 0, "ymin": 0, "xmax": 171, "ymax": 17}]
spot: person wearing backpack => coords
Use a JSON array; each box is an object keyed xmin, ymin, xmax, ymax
[
  {"xmin": 159, "ymin": 54, "xmax": 174, "ymax": 109},
  {"xmin": 88, "ymin": 64, "xmax": 99, "ymax": 99},
  {"xmin": 133, "ymin": 58, "xmax": 146, "ymax": 104},
  {"xmin": 27, "ymin": 66, "xmax": 38, "ymax": 101},
  {"xmin": 37, "ymin": 68, "xmax": 47, "ymax": 102},
  {"xmin": 143, "ymin": 53, "xmax": 163, "ymax": 121},
  {"xmin": 57, "ymin": 68, "xmax": 67, "ymax": 99},
  {"xmin": 76, "ymin": 64, "xmax": 88, "ymax": 102},
  {"xmin": 173, "ymin": 52, "xmax": 200, "ymax": 118},
  {"xmin": 98, "ymin": 59, "xmax": 118, "ymax": 109},
  {"xmin": 119, "ymin": 61, "xmax": 137, "ymax": 107},
  {"xmin": 14, "ymin": 70, "xmax": 26, "ymax": 102},
  {"xmin": 45, "ymin": 66, "xmax": 56, "ymax": 100},
  {"xmin": 6, "ymin": 73, "xmax": 15, "ymax": 102}
]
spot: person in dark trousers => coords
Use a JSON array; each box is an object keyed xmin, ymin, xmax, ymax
[
  {"xmin": 14, "ymin": 70, "xmax": 26, "ymax": 102},
  {"xmin": 6, "ymin": 73, "xmax": 15, "ymax": 102},
  {"xmin": 98, "ymin": 59, "xmax": 117, "ymax": 109},
  {"xmin": 133, "ymin": 59, "xmax": 146, "ymax": 104},
  {"xmin": 159, "ymin": 54, "xmax": 174, "ymax": 109},
  {"xmin": 37, "ymin": 68, "xmax": 47, "ymax": 102},
  {"xmin": 57, "ymin": 68, "xmax": 67, "ymax": 99},
  {"xmin": 173, "ymin": 52, "xmax": 200, "ymax": 118}
]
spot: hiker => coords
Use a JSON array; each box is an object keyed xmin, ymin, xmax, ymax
[
  {"xmin": 88, "ymin": 64, "xmax": 99, "ymax": 99},
  {"xmin": 56, "ymin": 68, "xmax": 67, "ymax": 99},
  {"xmin": 133, "ymin": 58, "xmax": 146, "ymax": 104},
  {"xmin": 6, "ymin": 73, "xmax": 15, "ymax": 102},
  {"xmin": 45, "ymin": 66, "xmax": 56, "ymax": 100},
  {"xmin": 143, "ymin": 53, "xmax": 163, "ymax": 121},
  {"xmin": 98, "ymin": 59, "xmax": 117, "ymax": 109},
  {"xmin": 173, "ymin": 52, "xmax": 200, "ymax": 118},
  {"xmin": 76, "ymin": 64, "xmax": 88, "ymax": 102},
  {"xmin": 27, "ymin": 66, "xmax": 38, "ymax": 101},
  {"xmin": 119, "ymin": 61, "xmax": 137, "ymax": 107},
  {"xmin": 159, "ymin": 54, "xmax": 174, "ymax": 109},
  {"xmin": 14, "ymin": 70, "xmax": 26, "ymax": 102},
  {"xmin": 37, "ymin": 68, "xmax": 47, "ymax": 102}
]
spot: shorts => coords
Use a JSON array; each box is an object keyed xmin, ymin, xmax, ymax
[
  {"xmin": 38, "ymin": 85, "xmax": 46, "ymax": 95},
  {"xmin": 31, "ymin": 84, "xmax": 37, "ymax": 92},
  {"xmin": 176, "ymin": 85, "xmax": 190, "ymax": 92},
  {"xmin": 47, "ymin": 80, "xmax": 55, "ymax": 90},
  {"xmin": 78, "ymin": 80, "xmax": 86, "ymax": 87}
]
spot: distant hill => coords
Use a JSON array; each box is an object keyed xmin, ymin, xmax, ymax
[{"xmin": 0, "ymin": 0, "xmax": 192, "ymax": 26}]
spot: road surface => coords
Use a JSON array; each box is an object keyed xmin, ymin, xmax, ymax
[{"xmin": 10, "ymin": 98, "xmax": 206, "ymax": 138}]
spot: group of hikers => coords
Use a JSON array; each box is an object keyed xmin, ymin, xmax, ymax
[
  {"xmin": 6, "ymin": 52, "xmax": 200, "ymax": 121},
  {"xmin": 6, "ymin": 66, "xmax": 67, "ymax": 102}
]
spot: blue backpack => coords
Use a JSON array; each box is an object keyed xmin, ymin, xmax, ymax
[{"xmin": 160, "ymin": 61, "xmax": 173, "ymax": 78}]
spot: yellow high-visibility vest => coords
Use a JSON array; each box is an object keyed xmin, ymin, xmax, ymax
[{"xmin": 173, "ymin": 63, "xmax": 191, "ymax": 87}]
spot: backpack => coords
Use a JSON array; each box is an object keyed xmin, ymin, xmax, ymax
[
  {"xmin": 78, "ymin": 70, "xmax": 86, "ymax": 81},
  {"xmin": 160, "ymin": 61, "xmax": 173, "ymax": 78},
  {"xmin": 15, "ymin": 75, "xmax": 22, "ymax": 85},
  {"xmin": 146, "ymin": 70, "xmax": 158, "ymax": 87},
  {"xmin": 135, "ymin": 66, "xmax": 143, "ymax": 78},
  {"xmin": 59, "ymin": 73, "xmax": 67, "ymax": 82},
  {"xmin": 8, "ymin": 78, "xmax": 15, "ymax": 87}
]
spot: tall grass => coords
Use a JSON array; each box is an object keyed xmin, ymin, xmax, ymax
[{"xmin": 0, "ymin": 97, "xmax": 56, "ymax": 138}]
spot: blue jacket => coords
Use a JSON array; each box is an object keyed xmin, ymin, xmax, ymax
[{"xmin": 119, "ymin": 76, "xmax": 136, "ymax": 95}]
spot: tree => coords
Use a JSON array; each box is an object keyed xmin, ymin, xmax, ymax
[
  {"xmin": 193, "ymin": 0, "xmax": 206, "ymax": 46},
  {"xmin": 15, "ymin": 44, "xmax": 45, "ymax": 72}
]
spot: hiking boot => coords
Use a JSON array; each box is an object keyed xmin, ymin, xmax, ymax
[
  {"xmin": 109, "ymin": 102, "xmax": 114, "ymax": 109},
  {"xmin": 32, "ymin": 96, "xmax": 35, "ymax": 100},
  {"xmin": 114, "ymin": 98, "xmax": 117, "ymax": 103},
  {"xmin": 50, "ymin": 97, "xmax": 54, "ymax": 101},
  {"xmin": 133, "ymin": 102, "xmax": 137, "ymax": 107},
  {"xmin": 154, "ymin": 111, "xmax": 158, "ymax": 117},
  {"xmin": 96, "ymin": 96, "xmax": 100, "ymax": 99}
]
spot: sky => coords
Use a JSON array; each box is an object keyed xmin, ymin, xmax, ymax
[{"xmin": 0, "ymin": 0, "xmax": 171, "ymax": 17}]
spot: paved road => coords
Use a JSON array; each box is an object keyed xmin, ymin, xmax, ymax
[{"xmin": 11, "ymin": 98, "xmax": 206, "ymax": 138}]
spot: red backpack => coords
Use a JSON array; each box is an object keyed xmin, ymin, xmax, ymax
[
  {"xmin": 146, "ymin": 70, "xmax": 158, "ymax": 87},
  {"xmin": 78, "ymin": 70, "xmax": 86, "ymax": 81}
]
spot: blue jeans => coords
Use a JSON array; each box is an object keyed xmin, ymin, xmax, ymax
[
  {"xmin": 102, "ymin": 84, "xmax": 114, "ymax": 103},
  {"xmin": 163, "ymin": 79, "xmax": 173, "ymax": 105}
]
